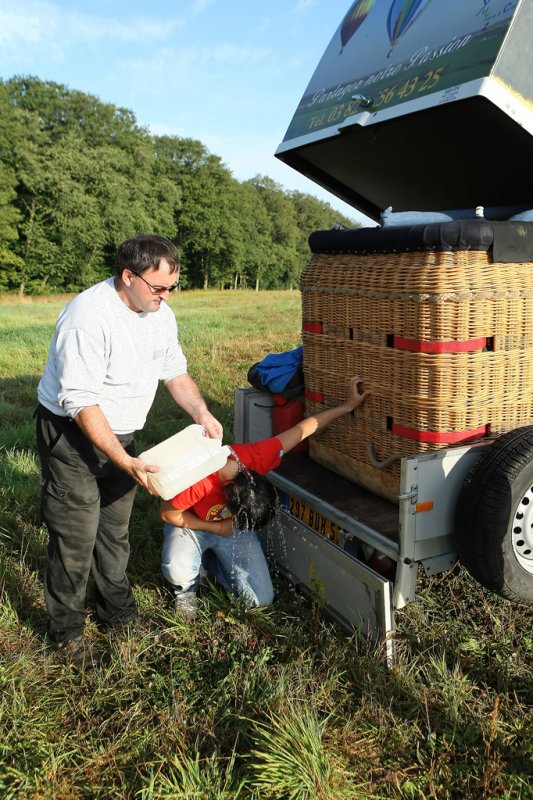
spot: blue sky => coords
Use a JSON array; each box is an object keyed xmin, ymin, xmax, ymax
[{"xmin": 0, "ymin": 0, "xmax": 373, "ymax": 224}]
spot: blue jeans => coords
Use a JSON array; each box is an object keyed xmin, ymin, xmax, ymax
[{"xmin": 161, "ymin": 524, "xmax": 274, "ymax": 607}]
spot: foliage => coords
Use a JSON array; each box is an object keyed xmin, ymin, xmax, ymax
[
  {"xmin": 0, "ymin": 87, "xmax": 24, "ymax": 287},
  {"xmin": 247, "ymin": 703, "xmax": 367, "ymax": 799},
  {"xmin": 245, "ymin": 176, "xmax": 300, "ymax": 290},
  {"xmin": 0, "ymin": 76, "xmax": 357, "ymax": 295},
  {"xmin": 1, "ymin": 77, "xmax": 181, "ymax": 295},
  {"xmin": 152, "ymin": 136, "xmax": 240, "ymax": 289},
  {"xmin": 0, "ymin": 293, "xmax": 531, "ymax": 800}
]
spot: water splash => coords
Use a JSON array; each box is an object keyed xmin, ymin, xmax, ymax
[
  {"xmin": 227, "ymin": 446, "xmax": 255, "ymax": 482},
  {"xmin": 262, "ymin": 495, "xmax": 288, "ymax": 582}
]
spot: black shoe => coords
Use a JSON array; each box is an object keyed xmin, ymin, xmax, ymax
[
  {"xmin": 105, "ymin": 613, "xmax": 141, "ymax": 632},
  {"xmin": 51, "ymin": 635, "xmax": 101, "ymax": 670}
]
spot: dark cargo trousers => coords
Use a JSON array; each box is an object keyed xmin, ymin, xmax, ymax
[{"xmin": 36, "ymin": 406, "xmax": 138, "ymax": 643}]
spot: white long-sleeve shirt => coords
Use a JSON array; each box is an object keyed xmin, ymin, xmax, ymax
[{"xmin": 38, "ymin": 278, "xmax": 188, "ymax": 434}]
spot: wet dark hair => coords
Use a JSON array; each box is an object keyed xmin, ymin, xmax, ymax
[
  {"xmin": 224, "ymin": 471, "xmax": 278, "ymax": 531},
  {"xmin": 115, "ymin": 234, "xmax": 180, "ymax": 276}
]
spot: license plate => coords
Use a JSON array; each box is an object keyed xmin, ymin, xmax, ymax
[{"xmin": 286, "ymin": 494, "xmax": 340, "ymax": 543}]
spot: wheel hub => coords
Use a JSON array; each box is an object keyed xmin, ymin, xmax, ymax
[{"xmin": 512, "ymin": 484, "xmax": 533, "ymax": 573}]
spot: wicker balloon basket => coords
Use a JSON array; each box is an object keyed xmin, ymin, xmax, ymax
[{"xmin": 301, "ymin": 222, "xmax": 533, "ymax": 502}]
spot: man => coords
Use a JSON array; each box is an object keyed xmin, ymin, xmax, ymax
[{"xmin": 36, "ymin": 233, "xmax": 222, "ymax": 665}]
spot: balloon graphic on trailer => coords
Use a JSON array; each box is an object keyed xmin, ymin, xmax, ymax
[
  {"xmin": 386, "ymin": 0, "xmax": 432, "ymax": 57},
  {"xmin": 339, "ymin": 0, "xmax": 377, "ymax": 53}
]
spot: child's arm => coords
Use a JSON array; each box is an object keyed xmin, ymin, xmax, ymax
[
  {"xmin": 277, "ymin": 376, "xmax": 370, "ymax": 455},
  {"xmin": 160, "ymin": 502, "xmax": 233, "ymax": 536}
]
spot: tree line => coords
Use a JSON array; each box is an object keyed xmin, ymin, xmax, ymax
[{"xmin": 0, "ymin": 76, "xmax": 357, "ymax": 295}]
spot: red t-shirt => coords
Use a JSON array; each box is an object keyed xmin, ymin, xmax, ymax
[{"xmin": 169, "ymin": 437, "xmax": 284, "ymax": 521}]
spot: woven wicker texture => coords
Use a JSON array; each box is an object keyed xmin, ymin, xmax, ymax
[{"xmin": 301, "ymin": 249, "xmax": 533, "ymax": 502}]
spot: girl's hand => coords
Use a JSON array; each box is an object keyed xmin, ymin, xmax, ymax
[
  {"xmin": 348, "ymin": 376, "xmax": 370, "ymax": 409},
  {"xmin": 218, "ymin": 518, "xmax": 234, "ymax": 536}
]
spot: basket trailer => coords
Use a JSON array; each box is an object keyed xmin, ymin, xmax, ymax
[{"xmin": 235, "ymin": 0, "xmax": 533, "ymax": 653}]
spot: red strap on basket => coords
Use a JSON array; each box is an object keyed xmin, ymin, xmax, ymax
[
  {"xmin": 305, "ymin": 389, "xmax": 325, "ymax": 403},
  {"xmin": 302, "ymin": 322, "xmax": 323, "ymax": 333},
  {"xmin": 392, "ymin": 422, "xmax": 490, "ymax": 443},
  {"xmin": 393, "ymin": 336, "xmax": 488, "ymax": 353}
]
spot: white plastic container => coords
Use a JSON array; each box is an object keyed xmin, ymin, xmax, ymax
[{"xmin": 139, "ymin": 424, "xmax": 231, "ymax": 500}]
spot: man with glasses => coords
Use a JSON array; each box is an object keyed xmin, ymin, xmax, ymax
[{"xmin": 36, "ymin": 233, "xmax": 222, "ymax": 666}]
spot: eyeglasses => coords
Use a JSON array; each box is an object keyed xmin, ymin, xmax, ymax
[{"xmin": 133, "ymin": 272, "xmax": 179, "ymax": 295}]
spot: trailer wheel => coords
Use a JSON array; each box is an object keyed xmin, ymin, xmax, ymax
[{"xmin": 454, "ymin": 426, "xmax": 533, "ymax": 605}]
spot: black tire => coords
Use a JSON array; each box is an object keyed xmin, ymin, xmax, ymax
[{"xmin": 454, "ymin": 426, "xmax": 533, "ymax": 605}]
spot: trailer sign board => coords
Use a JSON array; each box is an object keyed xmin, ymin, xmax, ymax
[
  {"xmin": 275, "ymin": 0, "xmax": 533, "ymax": 218},
  {"xmin": 282, "ymin": 0, "xmax": 522, "ymax": 143}
]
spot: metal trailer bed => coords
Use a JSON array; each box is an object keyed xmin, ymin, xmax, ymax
[{"xmin": 235, "ymin": 387, "xmax": 489, "ymax": 659}]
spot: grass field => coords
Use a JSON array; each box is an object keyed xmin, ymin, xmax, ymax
[{"xmin": 0, "ymin": 290, "xmax": 531, "ymax": 799}]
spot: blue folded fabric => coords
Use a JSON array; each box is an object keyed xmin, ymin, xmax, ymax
[
  {"xmin": 256, "ymin": 346, "xmax": 303, "ymax": 393},
  {"xmin": 380, "ymin": 205, "xmax": 533, "ymax": 227},
  {"xmin": 380, "ymin": 206, "xmax": 456, "ymax": 226},
  {"xmin": 508, "ymin": 209, "xmax": 533, "ymax": 221}
]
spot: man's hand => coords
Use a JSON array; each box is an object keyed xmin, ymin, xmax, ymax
[
  {"xmin": 126, "ymin": 457, "xmax": 161, "ymax": 493},
  {"xmin": 197, "ymin": 410, "xmax": 223, "ymax": 440}
]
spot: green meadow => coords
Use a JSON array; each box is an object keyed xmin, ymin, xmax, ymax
[{"xmin": 0, "ymin": 291, "xmax": 531, "ymax": 800}]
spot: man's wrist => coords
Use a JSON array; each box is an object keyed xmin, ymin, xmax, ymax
[
  {"xmin": 194, "ymin": 406, "xmax": 210, "ymax": 423},
  {"xmin": 114, "ymin": 451, "xmax": 135, "ymax": 473}
]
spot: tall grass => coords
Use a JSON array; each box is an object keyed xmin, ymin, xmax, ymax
[{"xmin": 0, "ymin": 291, "xmax": 531, "ymax": 800}]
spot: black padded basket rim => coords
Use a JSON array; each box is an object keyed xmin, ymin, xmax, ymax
[{"xmin": 308, "ymin": 219, "xmax": 533, "ymax": 262}]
